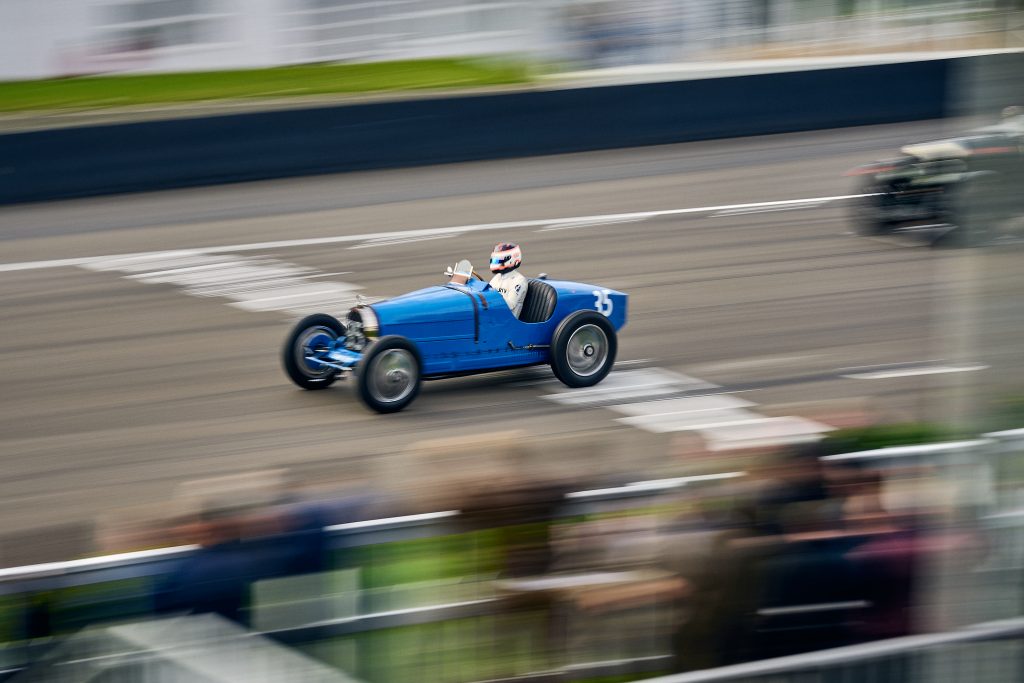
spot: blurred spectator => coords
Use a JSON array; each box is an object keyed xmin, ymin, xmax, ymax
[
  {"xmin": 659, "ymin": 436, "xmax": 988, "ymax": 670},
  {"xmin": 153, "ymin": 470, "xmax": 369, "ymax": 626}
]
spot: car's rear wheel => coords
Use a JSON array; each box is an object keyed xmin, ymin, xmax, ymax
[
  {"xmin": 357, "ymin": 336, "xmax": 422, "ymax": 413},
  {"xmin": 551, "ymin": 311, "xmax": 617, "ymax": 388},
  {"xmin": 282, "ymin": 313, "xmax": 344, "ymax": 390},
  {"xmin": 930, "ymin": 178, "xmax": 996, "ymax": 248}
]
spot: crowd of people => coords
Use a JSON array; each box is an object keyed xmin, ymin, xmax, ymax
[{"xmin": 13, "ymin": 431, "xmax": 986, "ymax": 675}]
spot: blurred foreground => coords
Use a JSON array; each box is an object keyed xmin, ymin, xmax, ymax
[{"xmin": 3, "ymin": 427, "xmax": 1024, "ymax": 682}]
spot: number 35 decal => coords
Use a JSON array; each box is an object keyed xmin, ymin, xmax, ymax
[{"xmin": 592, "ymin": 289, "xmax": 613, "ymax": 317}]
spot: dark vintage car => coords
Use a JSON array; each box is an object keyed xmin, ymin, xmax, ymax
[{"xmin": 847, "ymin": 108, "xmax": 1024, "ymax": 246}]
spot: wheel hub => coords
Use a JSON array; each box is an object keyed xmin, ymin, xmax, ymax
[
  {"xmin": 565, "ymin": 324, "xmax": 609, "ymax": 377},
  {"xmin": 297, "ymin": 326, "xmax": 338, "ymax": 378},
  {"xmin": 368, "ymin": 348, "xmax": 417, "ymax": 403}
]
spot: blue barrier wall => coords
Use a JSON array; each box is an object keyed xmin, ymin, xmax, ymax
[{"xmin": 0, "ymin": 59, "xmax": 952, "ymax": 204}]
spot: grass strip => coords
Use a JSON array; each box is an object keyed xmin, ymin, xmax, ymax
[{"xmin": 0, "ymin": 58, "xmax": 532, "ymax": 113}]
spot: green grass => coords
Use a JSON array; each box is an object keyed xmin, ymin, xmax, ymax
[
  {"xmin": 0, "ymin": 58, "xmax": 532, "ymax": 113},
  {"xmin": 821, "ymin": 423, "xmax": 965, "ymax": 453}
]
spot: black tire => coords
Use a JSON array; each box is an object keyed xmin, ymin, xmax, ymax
[
  {"xmin": 357, "ymin": 336, "xmax": 422, "ymax": 414},
  {"xmin": 550, "ymin": 311, "xmax": 617, "ymax": 389},
  {"xmin": 851, "ymin": 179, "xmax": 894, "ymax": 236},
  {"xmin": 282, "ymin": 313, "xmax": 344, "ymax": 390}
]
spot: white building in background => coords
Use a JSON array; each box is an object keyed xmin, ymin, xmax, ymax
[
  {"xmin": 0, "ymin": 0, "xmax": 1015, "ymax": 81},
  {"xmin": 0, "ymin": 0, "xmax": 548, "ymax": 80}
]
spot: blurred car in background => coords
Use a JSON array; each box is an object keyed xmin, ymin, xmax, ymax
[{"xmin": 848, "ymin": 107, "xmax": 1024, "ymax": 247}]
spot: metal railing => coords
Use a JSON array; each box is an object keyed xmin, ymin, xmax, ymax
[
  {"xmin": 1, "ymin": 430, "xmax": 1023, "ymax": 682},
  {"xmin": 638, "ymin": 616, "xmax": 1024, "ymax": 683}
]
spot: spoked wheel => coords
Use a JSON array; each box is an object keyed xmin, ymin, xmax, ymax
[
  {"xmin": 357, "ymin": 336, "xmax": 422, "ymax": 413},
  {"xmin": 551, "ymin": 311, "xmax": 617, "ymax": 388},
  {"xmin": 282, "ymin": 313, "xmax": 344, "ymax": 390}
]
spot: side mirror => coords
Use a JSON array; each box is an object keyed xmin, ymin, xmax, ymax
[
  {"xmin": 444, "ymin": 265, "xmax": 455, "ymax": 277},
  {"xmin": 537, "ymin": 273, "xmax": 548, "ymax": 280}
]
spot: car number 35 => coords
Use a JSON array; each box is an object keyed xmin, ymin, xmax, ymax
[{"xmin": 592, "ymin": 289, "xmax": 613, "ymax": 316}]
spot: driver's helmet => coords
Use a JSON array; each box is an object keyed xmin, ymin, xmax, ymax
[{"xmin": 490, "ymin": 242, "xmax": 522, "ymax": 274}]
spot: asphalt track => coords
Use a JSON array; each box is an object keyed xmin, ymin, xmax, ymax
[{"xmin": 2, "ymin": 119, "xmax": 1022, "ymax": 565}]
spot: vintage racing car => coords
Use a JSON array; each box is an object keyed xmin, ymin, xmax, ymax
[
  {"xmin": 847, "ymin": 107, "xmax": 1024, "ymax": 246},
  {"xmin": 281, "ymin": 259, "xmax": 628, "ymax": 413}
]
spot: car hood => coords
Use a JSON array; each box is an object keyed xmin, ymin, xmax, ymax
[{"xmin": 370, "ymin": 285, "xmax": 475, "ymax": 328}]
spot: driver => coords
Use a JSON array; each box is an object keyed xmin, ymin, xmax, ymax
[{"xmin": 489, "ymin": 242, "xmax": 528, "ymax": 317}]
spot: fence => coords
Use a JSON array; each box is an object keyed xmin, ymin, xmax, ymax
[
  {"xmin": 639, "ymin": 615, "xmax": 1024, "ymax": 683},
  {"xmin": 1, "ymin": 430, "xmax": 1023, "ymax": 682}
]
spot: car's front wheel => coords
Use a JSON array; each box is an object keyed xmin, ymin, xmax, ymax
[
  {"xmin": 851, "ymin": 179, "xmax": 895, "ymax": 236},
  {"xmin": 282, "ymin": 313, "xmax": 344, "ymax": 390},
  {"xmin": 357, "ymin": 336, "xmax": 422, "ymax": 413},
  {"xmin": 550, "ymin": 311, "xmax": 617, "ymax": 388}
]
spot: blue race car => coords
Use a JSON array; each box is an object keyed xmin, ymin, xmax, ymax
[{"xmin": 282, "ymin": 259, "xmax": 628, "ymax": 413}]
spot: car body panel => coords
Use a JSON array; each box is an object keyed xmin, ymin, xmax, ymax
[{"xmin": 321, "ymin": 275, "xmax": 627, "ymax": 377}]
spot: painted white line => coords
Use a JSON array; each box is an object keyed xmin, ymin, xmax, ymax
[
  {"xmin": 547, "ymin": 362, "xmax": 837, "ymax": 445},
  {"xmin": 84, "ymin": 252, "xmax": 364, "ymax": 316},
  {"xmin": 544, "ymin": 368, "xmax": 718, "ymax": 406},
  {"xmin": 618, "ymin": 414, "xmax": 777, "ymax": 434},
  {"xmin": 703, "ymin": 416, "xmax": 835, "ymax": 451},
  {"xmin": 711, "ymin": 199, "xmax": 831, "ymax": 217},
  {"xmin": 608, "ymin": 395, "xmax": 755, "ymax": 418},
  {"xmin": 348, "ymin": 233, "xmax": 459, "ymax": 250},
  {"xmin": 0, "ymin": 257, "xmax": 94, "ymax": 273},
  {"xmin": 835, "ymin": 360, "xmax": 943, "ymax": 373},
  {"xmin": 230, "ymin": 285, "xmax": 356, "ymax": 305},
  {"xmin": 0, "ymin": 193, "xmax": 866, "ymax": 274},
  {"xmin": 536, "ymin": 217, "xmax": 645, "ymax": 232},
  {"xmin": 690, "ymin": 354, "xmax": 823, "ymax": 374},
  {"xmin": 305, "ymin": 271, "xmax": 353, "ymax": 278},
  {"xmin": 842, "ymin": 363, "xmax": 988, "ymax": 379}
]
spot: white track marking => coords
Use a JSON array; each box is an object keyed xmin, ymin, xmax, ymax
[
  {"xmin": 546, "ymin": 366, "xmax": 835, "ymax": 448},
  {"xmin": 608, "ymin": 395, "xmax": 755, "ymax": 417},
  {"xmin": 618, "ymin": 410, "xmax": 772, "ymax": 433},
  {"xmin": 82, "ymin": 252, "xmax": 364, "ymax": 316},
  {"xmin": 543, "ymin": 368, "xmax": 718, "ymax": 406},
  {"xmin": 711, "ymin": 198, "xmax": 832, "ymax": 217},
  {"xmin": 842, "ymin": 363, "xmax": 988, "ymax": 379},
  {"xmin": 348, "ymin": 233, "xmax": 460, "ymax": 249},
  {"xmin": 690, "ymin": 354, "xmax": 823, "ymax": 374},
  {"xmin": 0, "ymin": 193, "xmax": 866, "ymax": 274},
  {"xmin": 702, "ymin": 417, "xmax": 835, "ymax": 451},
  {"xmin": 835, "ymin": 360, "xmax": 942, "ymax": 373},
  {"xmin": 0, "ymin": 257, "xmax": 94, "ymax": 273},
  {"xmin": 536, "ymin": 217, "xmax": 645, "ymax": 232}
]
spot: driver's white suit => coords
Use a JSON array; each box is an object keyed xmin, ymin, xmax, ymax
[{"xmin": 490, "ymin": 270, "xmax": 528, "ymax": 318}]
